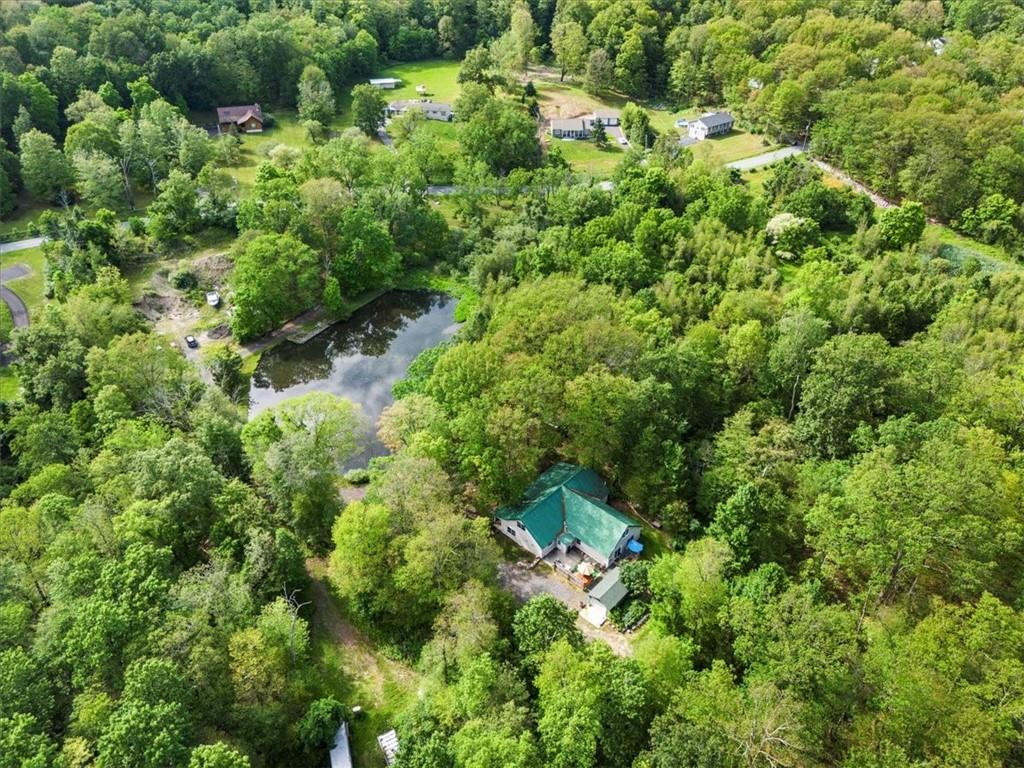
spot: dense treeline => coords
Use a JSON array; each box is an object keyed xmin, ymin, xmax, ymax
[
  {"xmin": 3, "ymin": 0, "xmax": 1024, "ymax": 235},
  {"xmin": 3, "ymin": 0, "xmax": 1024, "ymax": 767},
  {"xmin": 362, "ymin": 150, "xmax": 1024, "ymax": 766}
]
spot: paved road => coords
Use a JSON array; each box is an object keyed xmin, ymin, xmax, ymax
[
  {"xmin": 0, "ymin": 236, "xmax": 45, "ymax": 254},
  {"xmin": 1, "ymin": 264, "xmax": 30, "ymax": 328},
  {"xmin": 726, "ymin": 145, "xmax": 805, "ymax": 171}
]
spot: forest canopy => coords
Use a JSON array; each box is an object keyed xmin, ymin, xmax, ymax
[{"xmin": 2, "ymin": 0, "xmax": 1024, "ymax": 766}]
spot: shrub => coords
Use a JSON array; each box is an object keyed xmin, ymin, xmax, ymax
[{"xmin": 169, "ymin": 269, "xmax": 198, "ymax": 290}]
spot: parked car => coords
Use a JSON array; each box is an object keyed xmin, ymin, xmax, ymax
[
  {"xmin": 185, "ymin": 335, "xmax": 198, "ymax": 349},
  {"xmin": 206, "ymin": 290, "xmax": 221, "ymax": 307},
  {"xmin": 674, "ymin": 118, "xmax": 689, "ymax": 128},
  {"xmin": 618, "ymin": 136, "xmax": 629, "ymax": 146}
]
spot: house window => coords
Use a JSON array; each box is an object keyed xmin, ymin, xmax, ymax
[
  {"xmin": 516, "ymin": 521, "xmax": 525, "ymax": 530},
  {"xmin": 506, "ymin": 526, "xmax": 516, "ymax": 537}
]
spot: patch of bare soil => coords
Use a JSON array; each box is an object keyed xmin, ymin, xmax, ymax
[
  {"xmin": 191, "ymin": 251, "xmax": 232, "ymax": 284},
  {"xmin": 536, "ymin": 88, "xmax": 597, "ymax": 121}
]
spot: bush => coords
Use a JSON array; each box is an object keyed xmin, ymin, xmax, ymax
[
  {"xmin": 169, "ymin": 269, "xmax": 198, "ymax": 290},
  {"xmin": 343, "ymin": 468, "xmax": 370, "ymax": 485},
  {"xmin": 609, "ymin": 598, "xmax": 649, "ymax": 630}
]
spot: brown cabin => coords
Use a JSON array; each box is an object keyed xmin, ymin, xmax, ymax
[{"xmin": 216, "ymin": 104, "xmax": 264, "ymax": 134}]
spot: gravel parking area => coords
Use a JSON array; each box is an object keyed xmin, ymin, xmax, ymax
[{"xmin": 497, "ymin": 560, "xmax": 632, "ymax": 656}]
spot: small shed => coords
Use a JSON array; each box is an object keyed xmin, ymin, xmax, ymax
[
  {"xmin": 378, "ymin": 729, "xmax": 400, "ymax": 766},
  {"xmin": 584, "ymin": 566, "xmax": 628, "ymax": 626},
  {"xmin": 329, "ymin": 722, "xmax": 353, "ymax": 768}
]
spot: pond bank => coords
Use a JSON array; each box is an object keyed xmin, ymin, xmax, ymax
[{"xmin": 250, "ymin": 289, "xmax": 459, "ymax": 468}]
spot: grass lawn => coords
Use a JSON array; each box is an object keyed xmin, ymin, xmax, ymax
[
  {"xmin": 195, "ymin": 108, "xmax": 363, "ymax": 189},
  {"xmin": 554, "ymin": 138, "xmax": 627, "ymax": 176},
  {"xmin": 687, "ymin": 129, "xmax": 777, "ymax": 166},
  {"xmin": 0, "ymin": 245, "xmax": 46, "ymax": 398},
  {"xmin": 534, "ymin": 78, "xmax": 773, "ymax": 174},
  {"xmin": 742, "ymin": 167, "xmax": 773, "ymax": 196},
  {"xmin": 0, "ymin": 245, "xmax": 47, "ymax": 319},
  {"xmin": 0, "ymin": 194, "xmax": 49, "ymax": 237},
  {"xmin": 375, "ymin": 59, "xmax": 462, "ymax": 103},
  {"xmin": 0, "ymin": 366, "xmax": 19, "ymax": 400},
  {"xmin": 415, "ymin": 119, "xmax": 460, "ymax": 155}
]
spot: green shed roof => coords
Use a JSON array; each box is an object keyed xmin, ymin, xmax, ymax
[{"xmin": 496, "ymin": 463, "xmax": 639, "ymax": 561}]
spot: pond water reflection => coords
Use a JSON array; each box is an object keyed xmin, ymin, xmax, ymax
[{"xmin": 250, "ymin": 291, "xmax": 457, "ymax": 467}]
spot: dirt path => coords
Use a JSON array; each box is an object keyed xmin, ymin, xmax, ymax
[
  {"xmin": 305, "ymin": 559, "xmax": 419, "ymax": 705},
  {"xmin": 812, "ymin": 159, "xmax": 895, "ymax": 209}
]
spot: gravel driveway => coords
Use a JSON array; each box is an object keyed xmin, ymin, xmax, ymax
[{"xmin": 498, "ymin": 561, "xmax": 633, "ymax": 656}]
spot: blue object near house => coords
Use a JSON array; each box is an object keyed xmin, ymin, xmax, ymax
[
  {"xmin": 627, "ymin": 539, "xmax": 644, "ymax": 554},
  {"xmin": 494, "ymin": 463, "xmax": 643, "ymax": 567}
]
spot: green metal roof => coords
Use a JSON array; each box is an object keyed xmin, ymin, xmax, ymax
[
  {"xmin": 513, "ymin": 488, "xmax": 564, "ymax": 549},
  {"xmin": 564, "ymin": 491, "xmax": 637, "ymax": 559},
  {"xmin": 496, "ymin": 463, "xmax": 639, "ymax": 560},
  {"xmin": 521, "ymin": 463, "xmax": 606, "ymax": 503}
]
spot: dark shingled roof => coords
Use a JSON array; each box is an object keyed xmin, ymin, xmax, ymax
[
  {"xmin": 696, "ymin": 111, "xmax": 734, "ymax": 129},
  {"xmin": 217, "ymin": 104, "xmax": 263, "ymax": 125}
]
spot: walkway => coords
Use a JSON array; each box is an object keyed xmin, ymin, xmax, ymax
[
  {"xmin": 1, "ymin": 264, "xmax": 30, "ymax": 328},
  {"xmin": 726, "ymin": 145, "xmax": 804, "ymax": 171}
]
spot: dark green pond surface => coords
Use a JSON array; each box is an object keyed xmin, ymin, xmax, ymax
[{"xmin": 250, "ymin": 291, "xmax": 457, "ymax": 467}]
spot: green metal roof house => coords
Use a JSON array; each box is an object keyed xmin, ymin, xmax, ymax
[{"xmin": 494, "ymin": 463, "xmax": 642, "ymax": 568}]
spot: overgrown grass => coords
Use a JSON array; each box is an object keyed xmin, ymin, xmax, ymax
[
  {"xmin": 0, "ymin": 194, "xmax": 48, "ymax": 237},
  {"xmin": 397, "ymin": 268, "xmax": 479, "ymax": 322},
  {"xmin": 306, "ymin": 559, "xmax": 420, "ymax": 768},
  {"xmin": 926, "ymin": 224, "xmax": 1018, "ymax": 273}
]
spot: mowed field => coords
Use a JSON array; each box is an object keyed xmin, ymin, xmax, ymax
[{"xmin": 532, "ymin": 76, "xmax": 775, "ymax": 176}]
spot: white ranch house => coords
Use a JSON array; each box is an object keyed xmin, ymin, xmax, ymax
[
  {"xmin": 386, "ymin": 98, "xmax": 454, "ymax": 121},
  {"xmin": 549, "ymin": 108, "xmax": 621, "ymax": 139}
]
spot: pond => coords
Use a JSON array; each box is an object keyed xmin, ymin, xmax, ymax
[{"xmin": 250, "ymin": 291, "xmax": 457, "ymax": 468}]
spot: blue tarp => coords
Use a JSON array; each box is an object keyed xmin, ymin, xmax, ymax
[{"xmin": 627, "ymin": 539, "xmax": 644, "ymax": 554}]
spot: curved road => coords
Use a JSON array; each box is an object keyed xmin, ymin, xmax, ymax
[
  {"xmin": 0, "ymin": 236, "xmax": 45, "ymax": 254},
  {"xmin": 1, "ymin": 264, "xmax": 30, "ymax": 328}
]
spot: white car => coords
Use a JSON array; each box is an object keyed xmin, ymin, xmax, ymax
[
  {"xmin": 618, "ymin": 136, "xmax": 629, "ymax": 146},
  {"xmin": 205, "ymin": 290, "xmax": 221, "ymax": 307},
  {"xmin": 674, "ymin": 119, "xmax": 689, "ymax": 128}
]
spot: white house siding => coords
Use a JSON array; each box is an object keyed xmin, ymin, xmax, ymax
[
  {"xmin": 495, "ymin": 518, "xmax": 544, "ymax": 557},
  {"xmin": 610, "ymin": 526, "xmax": 642, "ymax": 563}
]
